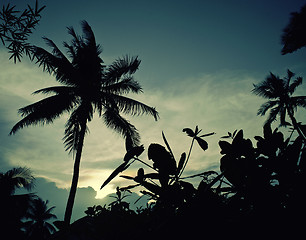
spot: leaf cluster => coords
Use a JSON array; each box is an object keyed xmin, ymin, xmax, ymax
[
  {"xmin": 0, "ymin": 0, "xmax": 45, "ymax": 62},
  {"xmin": 101, "ymin": 126, "xmax": 216, "ymax": 209}
]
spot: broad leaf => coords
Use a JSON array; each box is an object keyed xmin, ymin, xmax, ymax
[
  {"xmin": 177, "ymin": 152, "xmax": 186, "ymax": 174},
  {"xmin": 144, "ymin": 173, "xmax": 160, "ymax": 179},
  {"xmin": 183, "ymin": 128, "xmax": 195, "ymax": 137},
  {"xmin": 195, "ymin": 137, "xmax": 208, "ymax": 151},
  {"xmin": 123, "ymin": 145, "xmax": 144, "ymax": 162},
  {"xmin": 120, "ymin": 175, "xmax": 135, "ymax": 180},
  {"xmin": 162, "ymin": 131, "xmax": 175, "ymax": 161},
  {"xmin": 100, "ymin": 161, "xmax": 130, "ymax": 189}
]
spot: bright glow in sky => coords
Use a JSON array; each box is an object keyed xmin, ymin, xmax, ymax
[{"xmin": 1, "ymin": 0, "xmax": 306, "ymax": 220}]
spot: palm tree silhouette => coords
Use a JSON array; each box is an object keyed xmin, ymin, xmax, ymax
[
  {"xmin": 9, "ymin": 20, "xmax": 159, "ymax": 225},
  {"xmin": 23, "ymin": 198, "xmax": 57, "ymax": 240},
  {"xmin": 0, "ymin": 167, "xmax": 35, "ymax": 238},
  {"xmin": 252, "ymin": 70, "xmax": 306, "ymax": 140}
]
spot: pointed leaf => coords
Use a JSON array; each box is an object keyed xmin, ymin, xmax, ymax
[
  {"xmin": 125, "ymin": 134, "xmax": 134, "ymax": 151},
  {"xmin": 183, "ymin": 128, "xmax": 195, "ymax": 137},
  {"xmin": 162, "ymin": 131, "xmax": 175, "ymax": 161},
  {"xmin": 177, "ymin": 152, "xmax": 186, "ymax": 174},
  {"xmin": 120, "ymin": 175, "xmax": 135, "ymax": 180},
  {"xmin": 263, "ymin": 123, "xmax": 272, "ymax": 139},
  {"xmin": 144, "ymin": 173, "xmax": 160, "ymax": 179},
  {"xmin": 199, "ymin": 132, "xmax": 215, "ymax": 138},
  {"xmin": 195, "ymin": 137, "xmax": 208, "ymax": 151},
  {"xmin": 100, "ymin": 162, "xmax": 130, "ymax": 189},
  {"xmin": 123, "ymin": 145, "xmax": 144, "ymax": 162}
]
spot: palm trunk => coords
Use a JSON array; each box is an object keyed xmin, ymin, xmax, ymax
[
  {"xmin": 64, "ymin": 119, "xmax": 87, "ymax": 225},
  {"xmin": 288, "ymin": 111, "xmax": 306, "ymax": 141}
]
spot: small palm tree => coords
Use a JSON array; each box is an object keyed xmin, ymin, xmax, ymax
[
  {"xmin": 0, "ymin": 167, "xmax": 35, "ymax": 196},
  {"xmin": 0, "ymin": 167, "xmax": 35, "ymax": 238},
  {"xmin": 23, "ymin": 198, "xmax": 57, "ymax": 240},
  {"xmin": 9, "ymin": 20, "xmax": 159, "ymax": 225},
  {"xmin": 252, "ymin": 70, "xmax": 306, "ymax": 140}
]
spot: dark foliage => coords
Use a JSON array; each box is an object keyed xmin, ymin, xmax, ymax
[
  {"xmin": 0, "ymin": 167, "xmax": 56, "ymax": 240},
  {"xmin": 0, "ymin": 0, "xmax": 45, "ymax": 62},
  {"xmin": 281, "ymin": 4, "xmax": 306, "ymax": 54},
  {"xmin": 52, "ymin": 124, "xmax": 306, "ymax": 239}
]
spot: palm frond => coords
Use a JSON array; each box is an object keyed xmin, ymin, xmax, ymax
[
  {"xmin": 1, "ymin": 167, "xmax": 35, "ymax": 194},
  {"xmin": 32, "ymin": 86, "xmax": 77, "ymax": 96},
  {"xmin": 291, "ymin": 96, "xmax": 306, "ymax": 108},
  {"xmin": 10, "ymin": 94, "xmax": 76, "ymax": 135},
  {"xmin": 265, "ymin": 105, "xmax": 281, "ymax": 125},
  {"xmin": 257, "ymin": 100, "xmax": 280, "ymax": 116},
  {"xmin": 289, "ymin": 76, "xmax": 303, "ymax": 94},
  {"xmin": 105, "ymin": 55, "xmax": 141, "ymax": 83},
  {"xmin": 66, "ymin": 26, "xmax": 82, "ymax": 48},
  {"xmin": 102, "ymin": 77, "xmax": 143, "ymax": 94},
  {"xmin": 108, "ymin": 94, "xmax": 159, "ymax": 120},
  {"xmin": 34, "ymin": 46, "xmax": 76, "ymax": 85},
  {"xmin": 80, "ymin": 20, "xmax": 102, "ymax": 55},
  {"xmin": 103, "ymin": 108, "xmax": 141, "ymax": 147},
  {"xmin": 63, "ymin": 103, "xmax": 91, "ymax": 153}
]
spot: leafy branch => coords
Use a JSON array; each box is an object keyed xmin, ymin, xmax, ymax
[{"xmin": 0, "ymin": 0, "xmax": 45, "ymax": 62}]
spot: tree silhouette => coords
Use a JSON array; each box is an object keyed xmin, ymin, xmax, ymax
[
  {"xmin": 281, "ymin": 4, "xmax": 306, "ymax": 55},
  {"xmin": 0, "ymin": 167, "xmax": 35, "ymax": 239},
  {"xmin": 23, "ymin": 198, "xmax": 57, "ymax": 240},
  {"xmin": 252, "ymin": 70, "xmax": 306, "ymax": 140},
  {"xmin": 9, "ymin": 20, "xmax": 159, "ymax": 225}
]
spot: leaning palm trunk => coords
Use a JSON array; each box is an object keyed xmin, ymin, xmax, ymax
[
  {"xmin": 287, "ymin": 110, "xmax": 306, "ymax": 141},
  {"xmin": 64, "ymin": 119, "xmax": 87, "ymax": 224}
]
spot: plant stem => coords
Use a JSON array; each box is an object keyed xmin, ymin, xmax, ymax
[{"xmin": 135, "ymin": 157, "xmax": 156, "ymax": 171}]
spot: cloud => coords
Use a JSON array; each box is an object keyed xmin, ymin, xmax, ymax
[{"xmin": 18, "ymin": 177, "xmax": 149, "ymax": 222}]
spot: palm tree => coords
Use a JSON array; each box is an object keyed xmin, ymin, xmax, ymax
[
  {"xmin": 23, "ymin": 198, "xmax": 57, "ymax": 240},
  {"xmin": 0, "ymin": 167, "xmax": 35, "ymax": 238},
  {"xmin": 252, "ymin": 69, "xmax": 306, "ymax": 140},
  {"xmin": 9, "ymin": 20, "xmax": 159, "ymax": 225}
]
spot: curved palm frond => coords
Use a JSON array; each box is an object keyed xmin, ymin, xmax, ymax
[
  {"xmin": 289, "ymin": 76, "xmax": 303, "ymax": 94},
  {"xmin": 265, "ymin": 105, "xmax": 281, "ymax": 125},
  {"xmin": 80, "ymin": 20, "xmax": 102, "ymax": 55},
  {"xmin": 105, "ymin": 55, "xmax": 141, "ymax": 83},
  {"xmin": 257, "ymin": 100, "xmax": 280, "ymax": 116},
  {"xmin": 103, "ymin": 108, "xmax": 141, "ymax": 147},
  {"xmin": 102, "ymin": 77, "xmax": 143, "ymax": 94},
  {"xmin": 108, "ymin": 94, "xmax": 159, "ymax": 120},
  {"xmin": 63, "ymin": 103, "xmax": 92, "ymax": 153},
  {"xmin": 0, "ymin": 167, "xmax": 35, "ymax": 194},
  {"xmin": 32, "ymin": 86, "xmax": 77, "ymax": 96},
  {"xmin": 34, "ymin": 45, "xmax": 76, "ymax": 86},
  {"xmin": 10, "ymin": 94, "xmax": 77, "ymax": 135},
  {"xmin": 291, "ymin": 96, "xmax": 306, "ymax": 108}
]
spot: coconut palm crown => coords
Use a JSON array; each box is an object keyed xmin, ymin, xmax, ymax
[
  {"xmin": 9, "ymin": 20, "xmax": 159, "ymax": 224},
  {"xmin": 252, "ymin": 69, "xmax": 306, "ymax": 140}
]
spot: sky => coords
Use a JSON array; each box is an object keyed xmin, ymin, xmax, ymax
[{"xmin": 1, "ymin": 0, "xmax": 306, "ymax": 221}]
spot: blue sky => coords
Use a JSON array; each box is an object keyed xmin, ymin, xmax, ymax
[{"xmin": 1, "ymin": 0, "xmax": 306, "ymax": 220}]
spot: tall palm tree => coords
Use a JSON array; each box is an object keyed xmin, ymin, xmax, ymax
[
  {"xmin": 23, "ymin": 198, "xmax": 57, "ymax": 240},
  {"xmin": 10, "ymin": 20, "xmax": 159, "ymax": 225},
  {"xmin": 252, "ymin": 69, "xmax": 306, "ymax": 140},
  {"xmin": 0, "ymin": 167, "xmax": 35, "ymax": 238}
]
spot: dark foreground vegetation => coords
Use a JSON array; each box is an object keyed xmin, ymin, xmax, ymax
[{"xmin": 1, "ymin": 1, "xmax": 306, "ymax": 239}]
